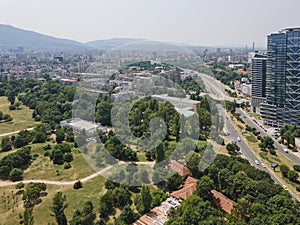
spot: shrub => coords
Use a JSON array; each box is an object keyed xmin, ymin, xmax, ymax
[
  {"xmin": 269, "ymin": 149, "xmax": 276, "ymax": 155},
  {"xmin": 64, "ymin": 163, "xmax": 72, "ymax": 169},
  {"xmin": 73, "ymin": 180, "xmax": 83, "ymax": 189},
  {"xmin": 293, "ymin": 165, "xmax": 300, "ymax": 172},
  {"xmin": 9, "ymin": 105, "xmax": 16, "ymax": 110}
]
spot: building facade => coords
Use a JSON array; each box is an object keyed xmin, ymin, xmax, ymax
[
  {"xmin": 251, "ymin": 53, "xmax": 267, "ymax": 114},
  {"xmin": 261, "ymin": 28, "xmax": 300, "ymax": 127}
]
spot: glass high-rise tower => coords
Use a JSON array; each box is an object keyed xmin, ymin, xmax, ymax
[
  {"xmin": 251, "ymin": 53, "xmax": 267, "ymax": 114},
  {"xmin": 261, "ymin": 28, "xmax": 300, "ymax": 127}
]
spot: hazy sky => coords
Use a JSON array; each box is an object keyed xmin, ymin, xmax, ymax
[{"xmin": 0, "ymin": 0, "xmax": 299, "ymax": 47}]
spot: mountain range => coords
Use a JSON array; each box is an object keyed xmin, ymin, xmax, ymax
[
  {"xmin": 0, "ymin": 24, "xmax": 151, "ymax": 51},
  {"xmin": 0, "ymin": 24, "xmax": 194, "ymax": 51}
]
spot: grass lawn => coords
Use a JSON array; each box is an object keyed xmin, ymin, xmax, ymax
[
  {"xmin": 248, "ymin": 112, "xmax": 262, "ymax": 120},
  {"xmin": 23, "ymin": 143, "xmax": 95, "ymax": 181},
  {"xmin": 0, "ymin": 176, "xmax": 106, "ymax": 225},
  {"xmin": 0, "ymin": 97, "xmax": 39, "ymax": 135},
  {"xmin": 246, "ymin": 133, "xmax": 257, "ymax": 143},
  {"xmin": 33, "ymin": 176, "xmax": 106, "ymax": 224}
]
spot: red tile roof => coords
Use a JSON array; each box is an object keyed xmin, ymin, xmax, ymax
[
  {"xmin": 171, "ymin": 176, "xmax": 197, "ymax": 200},
  {"xmin": 211, "ymin": 190, "xmax": 235, "ymax": 214},
  {"xmin": 168, "ymin": 160, "xmax": 191, "ymax": 178}
]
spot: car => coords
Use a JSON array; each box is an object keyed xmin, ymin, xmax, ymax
[
  {"xmin": 283, "ymin": 148, "xmax": 289, "ymax": 153},
  {"xmin": 262, "ymin": 163, "xmax": 266, "ymax": 168},
  {"xmin": 237, "ymin": 136, "xmax": 241, "ymax": 142},
  {"xmin": 282, "ymin": 184, "xmax": 288, "ymax": 191},
  {"xmin": 254, "ymin": 160, "xmax": 260, "ymax": 165}
]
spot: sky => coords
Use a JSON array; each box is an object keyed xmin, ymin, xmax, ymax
[{"xmin": 0, "ymin": 0, "xmax": 300, "ymax": 47}]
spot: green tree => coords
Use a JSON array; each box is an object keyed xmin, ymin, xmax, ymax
[
  {"xmin": 7, "ymin": 90, "xmax": 16, "ymax": 105},
  {"xmin": 196, "ymin": 175, "xmax": 215, "ymax": 201},
  {"xmin": 80, "ymin": 201, "xmax": 96, "ymax": 225},
  {"xmin": 52, "ymin": 149, "xmax": 64, "ymax": 165},
  {"xmin": 9, "ymin": 168, "xmax": 24, "ymax": 181},
  {"xmin": 23, "ymin": 183, "xmax": 47, "ymax": 208},
  {"xmin": 73, "ymin": 180, "xmax": 83, "ymax": 190},
  {"xmin": 70, "ymin": 210, "xmax": 82, "ymax": 225},
  {"xmin": 226, "ymin": 143, "xmax": 240, "ymax": 155},
  {"xmin": 1, "ymin": 136, "xmax": 12, "ymax": 152},
  {"xmin": 279, "ymin": 165, "xmax": 290, "ymax": 178},
  {"xmin": 56, "ymin": 129, "xmax": 65, "ymax": 143},
  {"xmin": 99, "ymin": 190, "xmax": 115, "ymax": 219},
  {"xmin": 32, "ymin": 132, "xmax": 46, "ymax": 143},
  {"xmin": 23, "ymin": 207, "xmax": 34, "ymax": 225},
  {"xmin": 96, "ymin": 100, "xmax": 112, "ymax": 126},
  {"xmin": 51, "ymin": 192, "xmax": 68, "ymax": 225},
  {"xmin": 167, "ymin": 173, "xmax": 183, "ymax": 192},
  {"xmin": 155, "ymin": 143, "xmax": 165, "ymax": 163},
  {"xmin": 119, "ymin": 205, "xmax": 136, "ymax": 224},
  {"xmin": 232, "ymin": 197, "xmax": 251, "ymax": 222},
  {"xmin": 287, "ymin": 170, "xmax": 299, "ymax": 182},
  {"xmin": 141, "ymin": 185, "xmax": 152, "ymax": 213}
]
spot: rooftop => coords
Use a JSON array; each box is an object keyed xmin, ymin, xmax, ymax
[
  {"xmin": 211, "ymin": 190, "xmax": 235, "ymax": 214},
  {"xmin": 167, "ymin": 160, "xmax": 191, "ymax": 178},
  {"xmin": 171, "ymin": 176, "xmax": 197, "ymax": 200}
]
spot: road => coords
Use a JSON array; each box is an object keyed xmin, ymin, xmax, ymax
[
  {"xmin": 196, "ymin": 72, "xmax": 299, "ymax": 201},
  {"xmin": 0, "ymin": 127, "xmax": 35, "ymax": 137},
  {"xmin": 236, "ymin": 108, "xmax": 300, "ymax": 166}
]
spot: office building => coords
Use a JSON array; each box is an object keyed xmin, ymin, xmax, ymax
[
  {"xmin": 251, "ymin": 53, "xmax": 267, "ymax": 114},
  {"xmin": 261, "ymin": 28, "xmax": 300, "ymax": 127}
]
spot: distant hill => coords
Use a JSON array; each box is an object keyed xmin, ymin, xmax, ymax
[
  {"xmin": 0, "ymin": 24, "xmax": 209, "ymax": 52},
  {"xmin": 0, "ymin": 24, "xmax": 89, "ymax": 51},
  {"xmin": 85, "ymin": 38, "xmax": 146, "ymax": 50}
]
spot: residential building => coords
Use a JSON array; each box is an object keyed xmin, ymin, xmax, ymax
[
  {"xmin": 167, "ymin": 160, "xmax": 191, "ymax": 178},
  {"xmin": 171, "ymin": 176, "xmax": 197, "ymax": 200},
  {"xmin": 261, "ymin": 28, "xmax": 300, "ymax": 126},
  {"xmin": 251, "ymin": 53, "xmax": 267, "ymax": 113},
  {"xmin": 211, "ymin": 190, "xmax": 235, "ymax": 214}
]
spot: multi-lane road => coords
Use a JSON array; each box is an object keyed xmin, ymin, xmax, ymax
[
  {"xmin": 197, "ymin": 71, "xmax": 299, "ymax": 200},
  {"xmin": 236, "ymin": 108, "xmax": 300, "ymax": 166}
]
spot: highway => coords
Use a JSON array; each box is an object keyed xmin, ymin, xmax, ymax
[
  {"xmin": 196, "ymin": 72, "xmax": 282, "ymax": 179},
  {"xmin": 218, "ymin": 105, "xmax": 282, "ymax": 185},
  {"xmin": 236, "ymin": 108, "xmax": 300, "ymax": 166},
  {"xmin": 195, "ymin": 72, "xmax": 300, "ymax": 199}
]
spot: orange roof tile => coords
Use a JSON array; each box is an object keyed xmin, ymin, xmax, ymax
[
  {"xmin": 168, "ymin": 160, "xmax": 191, "ymax": 177},
  {"xmin": 171, "ymin": 176, "xmax": 197, "ymax": 200},
  {"xmin": 211, "ymin": 190, "xmax": 235, "ymax": 214}
]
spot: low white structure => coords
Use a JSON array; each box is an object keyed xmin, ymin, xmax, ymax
[{"xmin": 60, "ymin": 118, "xmax": 107, "ymax": 134}]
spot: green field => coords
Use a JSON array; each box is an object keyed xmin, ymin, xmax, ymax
[
  {"xmin": 23, "ymin": 143, "xmax": 95, "ymax": 181},
  {"xmin": 0, "ymin": 176, "xmax": 106, "ymax": 225},
  {"xmin": 0, "ymin": 97, "xmax": 39, "ymax": 135}
]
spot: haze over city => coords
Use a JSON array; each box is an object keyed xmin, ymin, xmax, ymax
[{"xmin": 0, "ymin": 0, "xmax": 300, "ymax": 47}]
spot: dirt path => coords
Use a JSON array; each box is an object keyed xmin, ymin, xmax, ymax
[
  {"xmin": 0, "ymin": 163, "xmax": 118, "ymax": 187},
  {"xmin": 0, "ymin": 127, "xmax": 35, "ymax": 137}
]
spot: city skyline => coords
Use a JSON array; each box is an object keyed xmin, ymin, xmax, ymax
[{"xmin": 0, "ymin": 0, "xmax": 300, "ymax": 47}]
